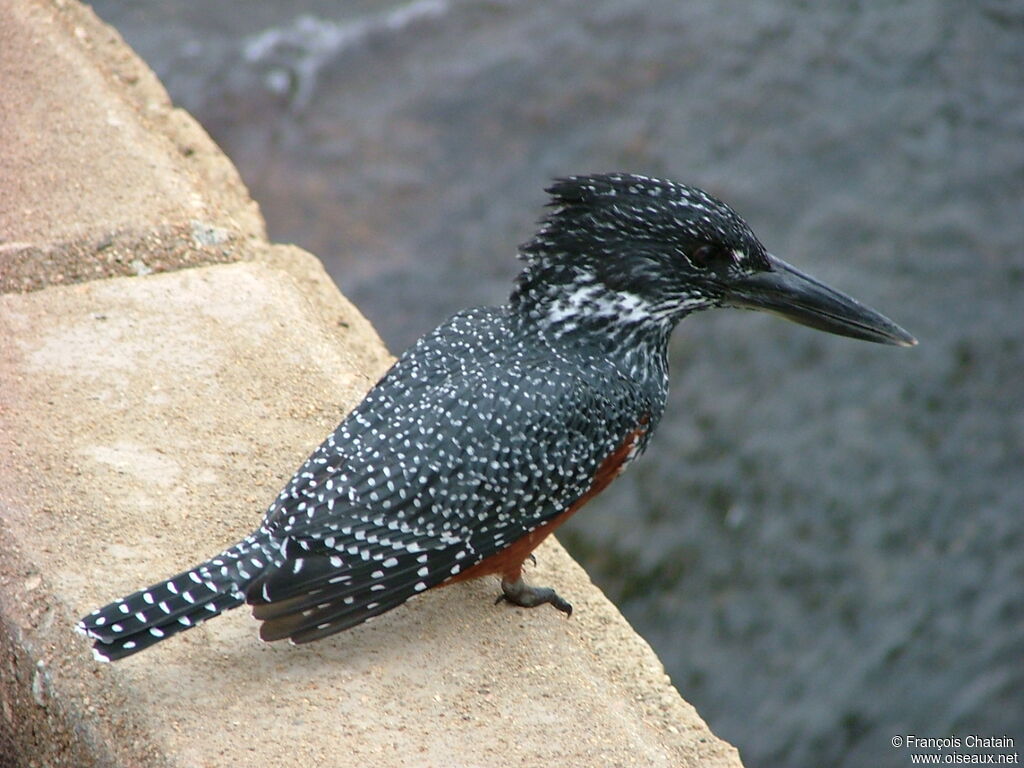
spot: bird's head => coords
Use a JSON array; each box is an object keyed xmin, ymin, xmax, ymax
[{"xmin": 512, "ymin": 173, "xmax": 915, "ymax": 347}]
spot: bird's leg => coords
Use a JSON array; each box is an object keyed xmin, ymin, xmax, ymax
[{"xmin": 495, "ymin": 574, "xmax": 572, "ymax": 617}]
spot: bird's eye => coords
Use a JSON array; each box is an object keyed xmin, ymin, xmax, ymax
[{"xmin": 689, "ymin": 244, "xmax": 732, "ymax": 270}]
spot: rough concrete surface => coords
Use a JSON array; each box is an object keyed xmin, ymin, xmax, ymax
[
  {"xmin": 0, "ymin": 0, "xmax": 742, "ymax": 766},
  {"xmin": 0, "ymin": 0, "xmax": 264, "ymax": 293}
]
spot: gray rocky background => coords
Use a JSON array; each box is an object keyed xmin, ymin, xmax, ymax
[{"xmin": 88, "ymin": 1, "xmax": 1023, "ymax": 765}]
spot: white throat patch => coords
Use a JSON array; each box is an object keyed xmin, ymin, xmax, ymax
[{"xmin": 544, "ymin": 275, "xmax": 661, "ymax": 330}]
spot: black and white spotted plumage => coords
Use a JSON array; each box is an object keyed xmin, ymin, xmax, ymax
[
  {"xmin": 78, "ymin": 173, "xmax": 913, "ymax": 661},
  {"xmin": 247, "ymin": 305, "xmax": 659, "ymax": 644}
]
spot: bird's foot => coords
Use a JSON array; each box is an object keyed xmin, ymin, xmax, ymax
[{"xmin": 495, "ymin": 576, "xmax": 572, "ymax": 617}]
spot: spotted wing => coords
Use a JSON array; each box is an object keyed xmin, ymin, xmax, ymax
[{"xmin": 247, "ymin": 325, "xmax": 649, "ymax": 643}]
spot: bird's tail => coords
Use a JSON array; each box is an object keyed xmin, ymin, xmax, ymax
[{"xmin": 76, "ymin": 533, "xmax": 277, "ymax": 662}]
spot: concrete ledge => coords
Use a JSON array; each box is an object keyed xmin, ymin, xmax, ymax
[
  {"xmin": 0, "ymin": 0, "xmax": 264, "ymax": 293},
  {"xmin": 0, "ymin": 1, "xmax": 742, "ymax": 766}
]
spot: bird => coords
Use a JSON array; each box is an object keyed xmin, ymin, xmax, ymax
[{"xmin": 77, "ymin": 173, "xmax": 916, "ymax": 661}]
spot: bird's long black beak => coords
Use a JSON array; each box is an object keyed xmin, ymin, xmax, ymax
[{"xmin": 724, "ymin": 254, "xmax": 917, "ymax": 347}]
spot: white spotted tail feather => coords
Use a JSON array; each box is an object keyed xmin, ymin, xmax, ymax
[{"xmin": 76, "ymin": 534, "xmax": 274, "ymax": 662}]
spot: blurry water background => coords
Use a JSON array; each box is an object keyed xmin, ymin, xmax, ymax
[{"xmin": 89, "ymin": 2, "xmax": 1023, "ymax": 765}]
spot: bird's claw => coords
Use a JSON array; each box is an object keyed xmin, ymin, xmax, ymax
[{"xmin": 495, "ymin": 576, "xmax": 572, "ymax": 617}]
